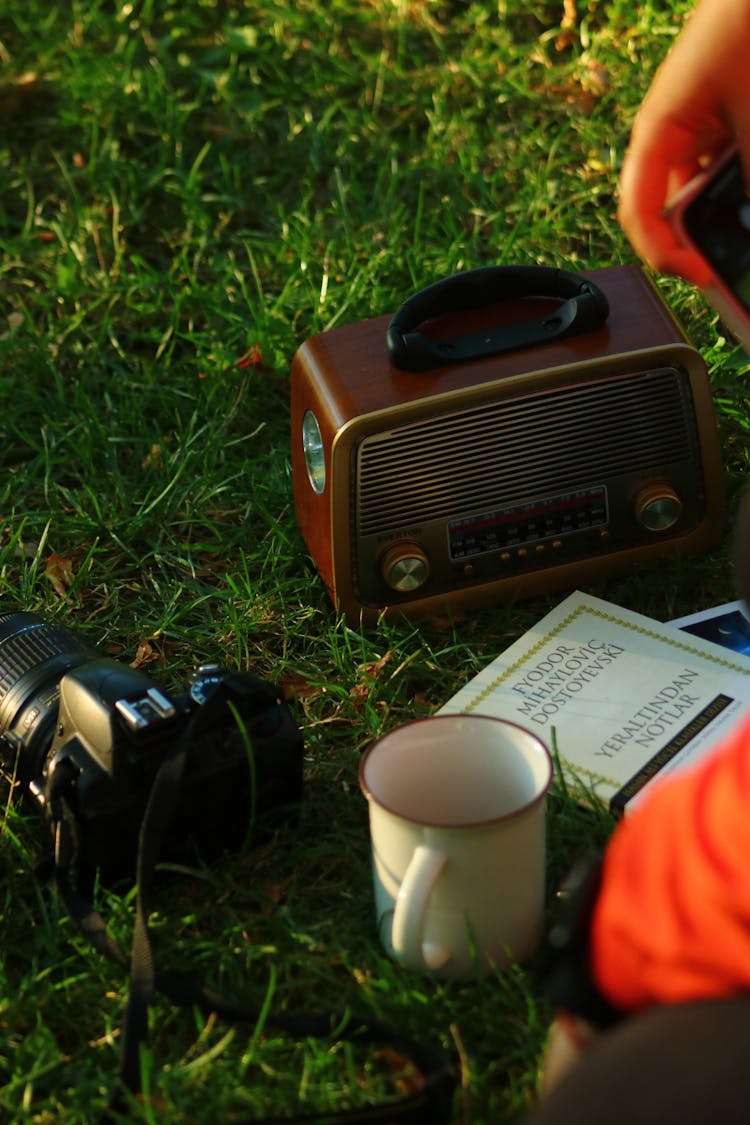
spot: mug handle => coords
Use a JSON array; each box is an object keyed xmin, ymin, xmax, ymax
[{"xmin": 392, "ymin": 844, "xmax": 450, "ymax": 971}]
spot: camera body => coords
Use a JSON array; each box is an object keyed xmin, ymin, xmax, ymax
[
  {"xmin": 668, "ymin": 145, "xmax": 750, "ymax": 353},
  {"xmin": 0, "ymin": 613, "xmax": 304, "ymax": 884}
]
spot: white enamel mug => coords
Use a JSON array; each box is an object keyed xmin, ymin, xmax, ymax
[{"xmin": 359, "ymin": 714, "xmax": 552, "ymax": 979}]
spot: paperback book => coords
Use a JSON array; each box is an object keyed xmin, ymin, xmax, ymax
[{"xmin": 439, "ymin": 591, "xmax": 750, "ymax": 813}]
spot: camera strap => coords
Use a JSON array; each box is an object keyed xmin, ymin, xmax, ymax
[{"xmin": 44, "ymin": 678, "xmax": 458, "ymax": 1125}]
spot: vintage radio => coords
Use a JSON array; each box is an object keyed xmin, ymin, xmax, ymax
[{"xmin": 290, "ymin": 264, "xmax": 725, "ymax": 624}]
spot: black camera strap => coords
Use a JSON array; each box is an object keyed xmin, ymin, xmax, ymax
[{"xmin": 45, "ymin": 679, "xmax": 458, "ymax": 1124}]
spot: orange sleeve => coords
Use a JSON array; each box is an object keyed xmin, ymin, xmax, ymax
[{"xmin": 590, "ymin": 714, "xmax": 750, "ymax": 1012}]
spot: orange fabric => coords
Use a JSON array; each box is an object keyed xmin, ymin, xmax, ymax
[{"xmin": 590, "ymin": 714, "xmax": 750, "ymax": 1012}]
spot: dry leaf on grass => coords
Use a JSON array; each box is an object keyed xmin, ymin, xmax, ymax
[
  {"xmin": 371, "ymin": 1047, "xmax": 426, "ymax": 1097},
  {"xmin": 350, "ymin": 650, "xmax": 393, "ymax": 704},
  {"xmin": 130, "ymin": 638, "xmax": 162, "ymax": 669},
  {"xmin": 45, "ymin": 552, "xmax": 74, "ymax": 598},
  {"xmin": 280, "ymin": 672, "xmax": 322, "ymax": 702}
]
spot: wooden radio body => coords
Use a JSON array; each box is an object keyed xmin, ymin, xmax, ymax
[{"xmin": 290, "ymin": 264, "xmax": 725, "ymax": 624}]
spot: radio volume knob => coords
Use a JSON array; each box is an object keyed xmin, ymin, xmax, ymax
[
  {"xmin": 635, "ymin": 482, "xmax": 682, "ymax": 532},
  {"xmin": 380, "ymin": 542, "xmax": 430, "ymax": 593}
]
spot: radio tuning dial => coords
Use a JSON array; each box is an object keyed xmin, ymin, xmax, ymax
[
  {"xmin": 380, "ymin": 542, "xmax": 430, "ymax": 593},
  {"xmin": 635, "ymin": 482, "xmax": 682, "ymax": 532}
]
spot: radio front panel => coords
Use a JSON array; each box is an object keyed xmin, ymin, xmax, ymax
[
  {"xmin": 353, "ymin": 365, "xmax": 705, "ymax": 607},
  {"xmin": 447, "ymin": 485, "xmax": 609, "ymax": 560}
]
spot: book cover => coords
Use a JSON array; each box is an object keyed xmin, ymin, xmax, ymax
[
  {"xmin": 669, "ymin": 599, "xmax": 750, "ymax": 655},
  {"xmin": 438, "ymin": 590, "xmax": 750, "ymax": 813}
]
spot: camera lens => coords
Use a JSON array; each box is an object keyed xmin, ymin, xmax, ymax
[{"xmin": 0, "ymin": 612, "xmax": 96, "ymax": 782}]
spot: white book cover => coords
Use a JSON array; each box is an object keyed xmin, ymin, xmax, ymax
[{"xmin": 438, "ymin": 590, "xmax": 750, "ymax": 812}]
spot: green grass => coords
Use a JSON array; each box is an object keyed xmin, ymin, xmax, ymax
[{"xmin": 1, "ymin": 0, "xmax": 749, "ymax": 1121}]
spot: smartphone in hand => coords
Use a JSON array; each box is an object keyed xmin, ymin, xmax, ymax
[{"xmin": 668, "ymin": 145, "xmax": 750, "ymax": 353}]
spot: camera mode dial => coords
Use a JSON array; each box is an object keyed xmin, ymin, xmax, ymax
[{"xmin": 189, "ymin": 664, "xmax": 224, "ymax": 705}]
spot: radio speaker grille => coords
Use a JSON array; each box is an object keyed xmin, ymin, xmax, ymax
[{"xmin": 356, "ymin": 368, "xmax": 696, "ymax": 535}]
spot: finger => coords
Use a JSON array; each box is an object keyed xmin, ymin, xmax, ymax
[
  {"xmin": 731, "ymin": 113, "xmax": 750, "ymax": 194},
  {"xmin": 618, "ymin": 124, "xmax": 719, "ymax": 286},
  {"xmin": 618, "ymin": 168, "xmax": 713, "ymax": 286}
]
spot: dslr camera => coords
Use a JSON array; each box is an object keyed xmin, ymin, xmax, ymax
[{"xmin": 0, "ymin": 612, "xmax": 304, "ymax": 885}]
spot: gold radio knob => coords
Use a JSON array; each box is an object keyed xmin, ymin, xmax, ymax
[
  {"xmin": 635, "ymin": 482, "xmax": 682, "ymax": 532},
  {"xmin": 380, "ymin": 542, "xmax": 430, "ymax": 592}
]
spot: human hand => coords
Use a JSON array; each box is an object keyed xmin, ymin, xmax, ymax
[
  {"xmin": 538, "ymin": 1013, "xmax": 598, "ymax": 1098},
  {"xmin": 617, "ymin": 0, "xmax": 750, "ymax": 286}
]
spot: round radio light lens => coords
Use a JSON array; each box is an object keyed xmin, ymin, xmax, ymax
[{"xmin": 302, "ymin": 410, "xmax": 326, "ymax": 494}]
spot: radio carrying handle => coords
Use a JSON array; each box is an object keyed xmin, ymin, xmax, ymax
[{"xmin": 386, "ymin": 265, "xmax": 610, "ymax": 371}]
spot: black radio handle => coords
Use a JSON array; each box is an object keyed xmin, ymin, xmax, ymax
[{"xmin": 386, "ymin": 265, "xmax": 610, "ymax": 371}]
